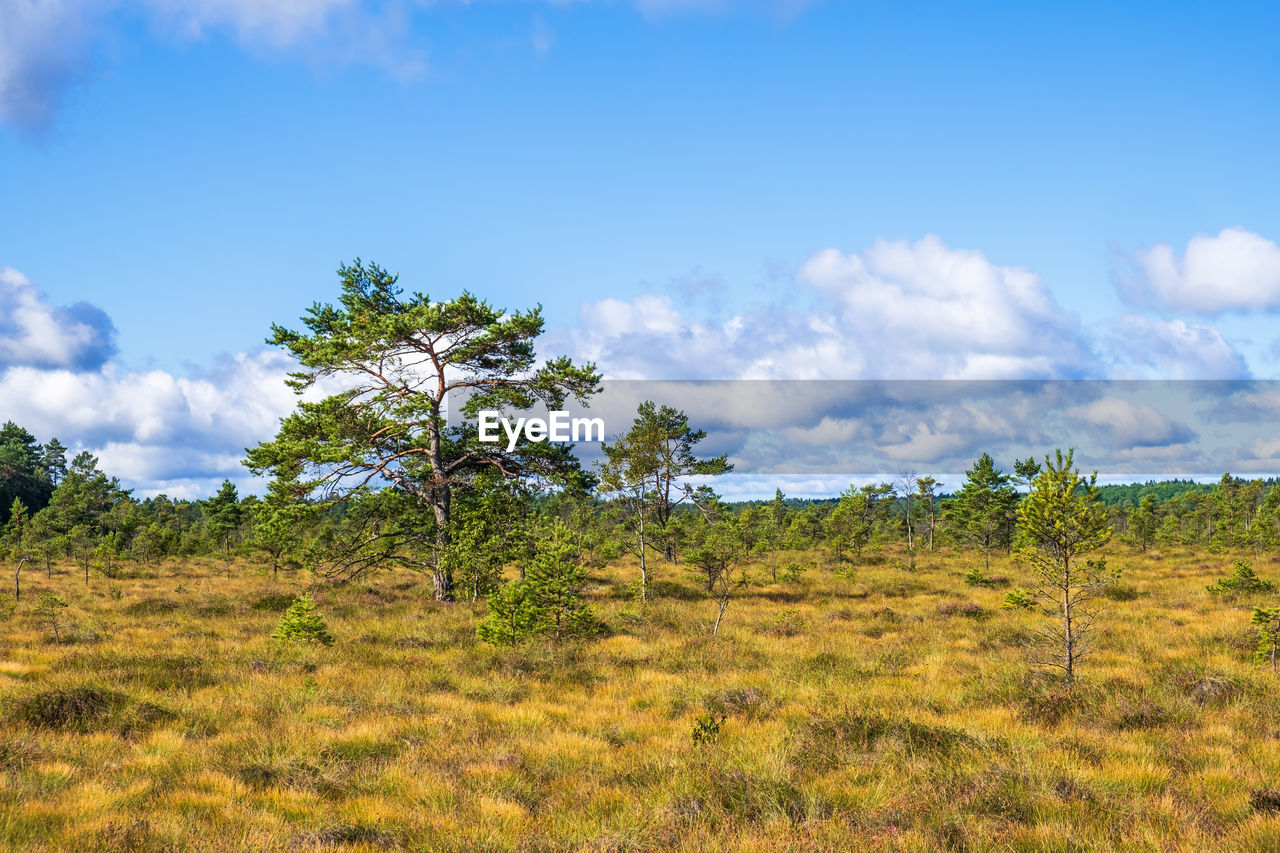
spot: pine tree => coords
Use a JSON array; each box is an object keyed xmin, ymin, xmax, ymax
[
  {"xmin": 271, "ymin": 593, "xmax": 335, "ymax": 646},
  {"xmin": 524, "ymin": 520, "xmax": 595, "ymax": 642},
  {"xmin": 1252, "ymin": 606, "xmax": 1280, "ymax": 673},
  {"xmin": 476, "ymin": 581, "xmax": 541, "ymax": 646},
  {"xmin": 1017, "ymin": 449, "xmax": 1113, "ymax": 688},
  {"xmin": 945, "ymin": 453, "xmax": 1017, "ymax": 570}
]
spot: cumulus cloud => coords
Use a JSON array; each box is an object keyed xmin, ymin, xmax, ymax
[
  {"xmin": 0, "ymin": 349, "xmax": 304, "ymax": 497},
  {"xmin": 0, "ymin": 266, "xmax": 117, "ymax": 370},
  {"xmin": 1109, "ymin": 316, "xmax": 1249, "ymax": 380},
  {"xmin": 1063, "ymin": 397, "xmax": 1196, "ymax": 449},
  {"xmin": 1116, "ymin": 227, "xmax": 1280, "ymax": 314},
  {"xmin": 555, "ymin": 235, "xmax": 1095, "ymax": 380}
]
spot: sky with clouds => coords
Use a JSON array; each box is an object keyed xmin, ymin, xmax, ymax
[{"xmin": 2, "ymin": 0, "xmax": 1279, "ymax": 498}]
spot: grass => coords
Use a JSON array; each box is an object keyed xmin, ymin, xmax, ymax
[{"xmin": 1, "ymin": 546, "xmax": 1280, "ymax": 850}]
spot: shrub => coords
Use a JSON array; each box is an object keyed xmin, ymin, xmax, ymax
[
  {"xmin": 766, "ymin": 608, "xmax": 804, "ymax": 637},
  {"xmin": 1252, "ymin": 606, "xmax": 1280, "ymax": 672},
  {"xmin": 476, "ymin": 582, "xmax": 540, "ymax": 646},
  {"xmin": 12, "ymin": 687, "xmax": 171, "ymax": 736},
  {"xmin": 33, "ymin": 592, "xmax": 68, "ymax": 643},
  {"xmin": 780, "ymin": 560, "xmax": 812, "ymax": 584},
  {"xmin": 270, "ymin": 594, "xmax": 334, "ymax": 646},
  {"xmin": 1207, "ymin": 561, "xmax": 1275, "ymax": 595},
  {"xmin": 964, "ymin": 566, "xmax": 997, "ymax": 587},
  {"xmin": 691, "ymin": 713, "xmax": 726, "ymax": 745},
  {"xmin": 477, "ymin": 520, "xmax": 596, "ymax": 645},
  {"xmin": 1003, "ymin": 588, "xmax": 1039, "ymax": 610},
  {"xmin": 1251, "ymin": 789, "xmax": 1280, "ymax": 814}
]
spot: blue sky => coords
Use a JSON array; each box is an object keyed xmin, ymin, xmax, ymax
[{"xmin": 2, "ymin": 0, "xmax": 1280, "ymax": 496}]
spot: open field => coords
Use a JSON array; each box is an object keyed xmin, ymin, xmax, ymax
[{"xmin": 2, "ymin": 547, "xmax": 1280, "ymax": 852}]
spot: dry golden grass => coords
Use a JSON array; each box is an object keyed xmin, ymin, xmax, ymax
[{"xmin": 2, "ymin": 545, "xmax": 1280, "ymax": 851}]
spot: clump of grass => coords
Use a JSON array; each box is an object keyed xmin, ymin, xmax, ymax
[
  {"xmin": 124, "ymin": 597, "xmax": 180, "ymax": 616},
  {"xmin": 11, "ymin": 687, "xmax": 171, "ymax": 736},
  {"xmin": 1103, "ymin": 583, "xmax": 1142, "ymax": 601},
  {"xmin": 252, "ymin": 593, "xmax": 298, "ymax": 612},
  {"xmin": 936, "ymin": 600, "xmax": 988, "ymax": 619}
]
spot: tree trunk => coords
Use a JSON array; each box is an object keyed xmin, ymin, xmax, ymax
[
  {"xmin": 713, "ymin": 597, "xmax": 728, "ymax": 636},
  {"xmin": 14, "ymin": 557, "xmax": 25, "ymax": 602},
  {"xmin": 637, "ymin": 510, "xmax": 648, "ymax": 602},
  {"xmin": 1062, "ymin": 558, "xmax": 1075, "ymax": 688}
]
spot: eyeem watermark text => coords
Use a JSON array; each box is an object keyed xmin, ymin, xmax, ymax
[{"xmin": 478, "ymin": 411, "xmax": 605, "ymax": 451}]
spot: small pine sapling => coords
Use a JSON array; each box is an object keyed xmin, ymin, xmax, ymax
[
  {"xmin": 1252, "ymin": 606, "xmax": 1280, "ymax": 673},
  {"xmin": 1207, "ymin": 561, "xmax": 1276, "ymax": 596},
  {"xmin": 34, "ymin": 592, "xmax": 69, "ymax": 644},
  {"xmin": 270, "ymin": 593, "xmax": 335, "ymax": 646}
]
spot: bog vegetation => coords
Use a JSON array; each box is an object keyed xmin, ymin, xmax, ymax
[{"xmin": 3, "ymin": 264, "xmax": 1280, "ymax": 850}]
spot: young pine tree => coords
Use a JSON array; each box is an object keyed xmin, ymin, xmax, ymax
[
  {"xmin": 271, "ymin": 593, "xmax": 335, "ymax": 646},
  {"xmin": 476, "ymin": 582, "xmax": 541, "ymax": 646},
  {"xmin": 477, "ymin": 520, "xmax": 595, "ymax": 645},
  {"xmin": 1017, "ymin": 449, "xmax": 1113, "ymax": 689},
  {"xmin": 524, "ymin": 520, "xmax": 595, "ymax": 642},
  {"xmin": 1252, "ymin": 606, "xmax": 1280, "ymax": 673}
]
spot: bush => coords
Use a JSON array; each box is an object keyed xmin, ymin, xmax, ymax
[
  {"xmin": 1003, "ymin": 588, "xmax": 1039, "ymax": 610},
  {"xmin": 477, "ymin": 520, "xmax": 596, "ymax": 645},
  {"xmin": 964, "ymin": 566, "xmax": 998, "ymax": 587},
  {"xmin": 780, "ymin": 560, "xmax": 813, "ymax": 583},
  {"xmin": 270, "ymin": 594, "xmax": 334, "ymax": 646},
  {"xmin": 691, "ymin": 713, "xmax": 726, "ymax": 745},
  {"xmin": 765, "ymin": 608, "xmax": 804, "ymax": 637},
  {"xmin": 1207, "ymin": 561, "xmax": 1275, "ymax": 595},
  {"xmin": 33, "ymin": 592, "xmax": 68, "ymax": 643}
]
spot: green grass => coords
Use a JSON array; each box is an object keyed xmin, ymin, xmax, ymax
[{"xmin": 1, "ymin": 546, "xmax": 1280, "ymax": 850}]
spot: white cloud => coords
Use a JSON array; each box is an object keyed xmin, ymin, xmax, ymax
[
  {"xmin": 557, "ymin": 235, "xmax": 1095, "ymax": 380},
  {"xmin": 0, "ymin": 266, "xmax": 116, "ymax": 369},
  {"xmin": 1117, "ymin": 227, "xmax": 1280, "ymax": 314},
  {"xmin": 1109, "ymin": 316, "xmax": 1249, "ymax": 380},
  {"xmin": 0, "ymin": 349, "xmax": 301, "ymax": 493},
  {"xmin": 1063, "ymin": 397, "xmax": 1196, "ymax": 449}
]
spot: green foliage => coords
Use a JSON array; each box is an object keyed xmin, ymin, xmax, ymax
[
  {"xmin": 476, "ymin": 581, "xmax": 541, "ymax": 646},
  {"xmin": 1002, "ymin": 587, "xmax": 1038, "ymax": 610},
  {"xmin": 1251, "ymin": 606, "xmax": 1280, "ymax": 672},
  {"xmin": 34, "ymin": 591, "xmax": 69, "ymax": 643},
  {"xmin": 1016, "ymin": 449, "xmax": 1113, "ymax": 687},
  {"xmin": 270, "ymin": 593, "xmax": 335, "ymax": 646},
  {"xmin": 597, "ymin": 401, "xmax": 732, "ymax": 599},
  {"xmin": 1207, "ymin": 561, "xmax": 1276, "ymax": 596},
  {"xmin": 780, "ymin": 559, "xmax": 812, "ymax": 583},
  {"xmin": 964, "ymin": 565, "xmax": 997, "ymax": 587},
  {"xmin": 477, "ymin": 520, "xmax": 596, "ymax": 644},
  {"xmin": 944, "ymin": 453, "xmax": 1018, "ymax": 568},
  {"xmin": 691, "ymin": 712, "xmax": 726, "ymax": 745},
  {"xmin": 245, "ymin": 259, "xmax": 599, "ymax": 600}
]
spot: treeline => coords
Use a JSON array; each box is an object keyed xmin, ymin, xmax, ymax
[
  {"xmin": 0, "ymin": 420, "xmax": 301, "ymax": 585},
  {"xmin": 5, "ymin": 411, "xmax": 1279, "ymax": 595}
]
